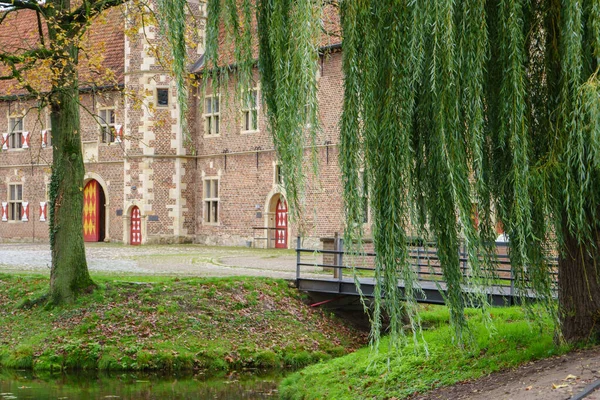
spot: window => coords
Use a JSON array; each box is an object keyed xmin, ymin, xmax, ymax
[
  {"xmin": 8, "ymin": 184, "xmax": 22, "ymax": 221},
  {"xmin": 43, "ymin": 110, "xmax": 52, "ymax": 147},
  {"xmin": 8, "ymin": 117, "xmax": 23, "ymax": 149},
  {"xmin": 204, "ymin": 95, "xmax": 220, "ymax": 136},
  {"xmin": 275, "ymin": 164, "xmax": 284, "ymax": 185},
  {"xmin": 203, "ymin": 178, "xmax": 219, "ymax": 224},
  {"xmin": 241, "ymin": 89, "xmax": 259, "ymax": 132},
  {"xmin": 157, "ymin": 88, "xmax": 169, "ymax": 107},
  {"xmin": 99, "ymin": 109, "xmax": 116, "ymax": 143}
]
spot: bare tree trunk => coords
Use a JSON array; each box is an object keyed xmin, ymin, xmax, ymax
[
  {"xmin": 47, "ymin": 30, "xmax": 94, "ymax": 304},
  {"xmin": 558, "ymin": 228, "xmax": 600, "ymax": 343}
]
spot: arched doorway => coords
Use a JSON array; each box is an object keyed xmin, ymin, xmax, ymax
[
  {"xmin": 275, "ymin": 198, "xmax": 288, "ymax": 249},
  {"xmin": 83, "ymin": 179, "xmax": 106, "ymax": 242},
  {"xmin": 130, "ymin": 206, "xmax": 142, "ymax": 245}
]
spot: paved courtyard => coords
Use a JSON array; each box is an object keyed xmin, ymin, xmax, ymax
[{"xmin": 0, "ymin": 242, "xmax": 325, "ymax": 280}]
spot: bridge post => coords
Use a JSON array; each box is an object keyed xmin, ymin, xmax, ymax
[
  {"xmin": 337, "ymin": 236, "xmax": 344, "ymax": 282},
  {"xmin": 296, "ymin": 236, "xmax": 301, "ymax": 280}
]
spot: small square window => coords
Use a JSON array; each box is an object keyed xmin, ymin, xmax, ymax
[{"xmin": 157, "ymin": 88, "xmax": 169, "ymax": 107}]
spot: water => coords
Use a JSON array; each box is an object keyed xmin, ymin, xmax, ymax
[{"xmin": 0, "ymin": 370, "xmax": 281, "ymax": 399}]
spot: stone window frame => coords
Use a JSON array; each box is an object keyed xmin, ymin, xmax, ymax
[
  {"xmin": 203, "ymin": 177, "xmax": 220, "ymax": 225},
  {"xmin": 8, "ymin": 115, "xmax": 24, "ymax": 150},
  {"xmin": 274, "ymin": 162, "xmax": 284, "ymax": 186},
  {"xmin": 156, "ymin": 87, "xmax": 170, "ymax": 108},
  {"xmin": 240, "ymin": 87, "xmax": 259, "ymax": 134},
  {"xmin": 203, "ymin": 93, "xmax": 220, "ymax": 137},
  {"xmin": 8, "ymin": 183, "xmax": 23, "ymax": 221},
  {"xmin": 98, "ymin": 107, "xmax": 116, "ymax": 143}
]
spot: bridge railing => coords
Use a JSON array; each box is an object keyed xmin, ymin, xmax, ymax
[{"xmin": 295, "ymin": 236, "xmax": 558, "ymax": 293}]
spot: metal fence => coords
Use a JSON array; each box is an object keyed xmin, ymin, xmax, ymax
[{"xmin": 295, "ymin": 236, "xmax": 559, "ymax": 297}]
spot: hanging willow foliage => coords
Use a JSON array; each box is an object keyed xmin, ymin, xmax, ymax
[
  {"xmin": 155, "ymin": 0, "xmax": 189, "ymax": 145},
  {"xmin": 203, "ymin": 0, "xmax": 600, "ymax": 346}
]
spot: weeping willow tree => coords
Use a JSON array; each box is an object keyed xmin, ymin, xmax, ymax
[
  {"xmin": 204, "ymin": 0, "xmax": 600, "ymax": 345},
  {"xmin": 0, "ymin": 0, "xmax": 191, "ymax": 304}
]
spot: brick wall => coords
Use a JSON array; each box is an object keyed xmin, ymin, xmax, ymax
[
  {"xmin": 0, "ymin": 93, "xmax": 125, "ymax": 243},
  {"xmin": 0, "ymin": 11, "xmax": 355, "ymax": 249},
  {"xmin": 193, "ymin": 51, "xmax": 353, "ymax": 248}
]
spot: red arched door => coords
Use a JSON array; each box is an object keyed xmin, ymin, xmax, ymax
[
  {"xmin": 130, "ymin": 206, "xmax": 142, "ymax": 245},
  {"xmin": 83, "ymin": 180, "xmax": 100, "ymax": 242},
  {"xmin": 275, "ymin": 198, "xmax": 288, "ymax": 249}
]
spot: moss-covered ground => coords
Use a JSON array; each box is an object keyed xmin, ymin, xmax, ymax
[
  {"xmin": 0, "ymin": 274, "xmax": 366, "ymax": 374},
  {"xmin": 280, "ymin": 306, "xmax": 571, "ymax": 399}
]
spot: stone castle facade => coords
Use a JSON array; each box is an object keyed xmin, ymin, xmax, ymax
[{"xmin": 0, "ymin": 4, "xmax": 355, "ymax": 248}]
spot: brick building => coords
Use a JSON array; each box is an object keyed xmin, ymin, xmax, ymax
[{"xmin": 0, "ymin": 3, "xmax": 354, "ymax": 249}]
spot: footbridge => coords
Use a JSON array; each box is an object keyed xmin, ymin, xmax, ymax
[{"xmin": 294, "ymin": 237, "xmax": 557, "ymax": 307}]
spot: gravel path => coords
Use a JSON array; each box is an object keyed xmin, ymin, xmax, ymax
[{"xmin": 0, "ymin": 243, "xmax": 326, "ymax": 279}]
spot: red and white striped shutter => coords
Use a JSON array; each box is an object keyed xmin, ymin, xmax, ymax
[
  {"xmin": 41, "ymin": 130, "xmax": 48, "ymax": 148},
  {"xmin": 21, "ymin": 202, "xmax": 29, "ymax": 221},
  {"xmin": 39, "ymin": 202, "xmax": 47, "ymax": 222},
  {"xmin": 1, "ymin": 202, "xmax": 7, "ymax": 221},
  {"xmin": 114, "ymin": 125, "xmax": 123, "ymax": 143},
  {"xmin": 1, "ymin": 133, "xmax": 7, "ymax": 150},
  {"xmin": 22, "ymin": 131, "xmax": 30, "ymax": 149}
]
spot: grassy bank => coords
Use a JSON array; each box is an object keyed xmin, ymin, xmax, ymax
[
  {"xmin": 280, "ymin": 306, "xmax": 570, "ymax": 399},
  {"xmin": 0, "ymin": 274, "xmax": 365, "ymax": 373}
]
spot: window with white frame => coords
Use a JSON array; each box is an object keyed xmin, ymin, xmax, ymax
[
  {"xmin": 241, "ymin": 89, "xmax": 259, "ymax": 132},
  {"xmin": 275, "ymin": 164, "xmax": 284, "ymax": 185},
  {"xmin": 203, "ymin": 178, "xmax": 219, "ymax": 224},
  {"xmin": 8, "ymin": 117, "xmax": 23, "ymax": 149},
  {"xmin": 204, "ymin": 95, "xmax": 220, "ymax": 136},
  {"xmin": 98, "ymin": 109, "xmax": 116, "ymax": 143},
  {"xmin": 8, "ymin": 183, "xmax": 22, "ymax": 221}
]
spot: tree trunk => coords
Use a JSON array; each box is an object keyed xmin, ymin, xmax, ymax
[
  {"xmin": 558, "ymin": 228, "xmax": 600, "ymax": 343},
  {"xmin": 48, "ymin": 36, "xmax": 94, "ymax": 304}
]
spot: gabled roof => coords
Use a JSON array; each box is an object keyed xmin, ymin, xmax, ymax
[
  {"xmin": 191, "ymin": 4, "xmax": 341, "ymax": 74},
  {"xmin": 0, "ymin": 6, "xmax": 124, "ymax": 97}
]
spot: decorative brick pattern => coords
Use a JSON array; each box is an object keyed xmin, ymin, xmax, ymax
[{"xmin": 0, "ymin": 5, "xmax": 354, "ymax": 249}]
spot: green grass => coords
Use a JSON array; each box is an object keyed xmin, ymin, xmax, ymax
[
  {"xmin": 279, "ymin": 305, "xmax": 569, "ymax": 399},
  {"xmin": 0, "ymin": 274, "xmax": 365, "ymax": 374}
]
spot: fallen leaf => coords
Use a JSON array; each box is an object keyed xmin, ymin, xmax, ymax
[
  {"xmin": 552, "ymin": 383, "xmax": 569, "ymax": 389},
  {"xmin": 564, "ymin": 374, "xmax": 578, "ymax": 381}
]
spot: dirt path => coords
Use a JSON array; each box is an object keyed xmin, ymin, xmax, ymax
[{"xmin": 412, "ymin": 347, "xmax": 600, "ymax": 400}]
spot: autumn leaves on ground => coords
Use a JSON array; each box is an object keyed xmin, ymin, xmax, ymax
[{"xmin": 0, "ymin": 274, "xmax": 365, "ymax": 373}]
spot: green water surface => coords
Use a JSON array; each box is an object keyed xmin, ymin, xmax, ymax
[{"xmin": 0, "ymin": 369, "xmax": 280, "ymax": 399}]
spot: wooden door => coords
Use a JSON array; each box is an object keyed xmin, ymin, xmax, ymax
[
  {"xmin": 83, "ymin": 180, "xmax": 100, "ymax": 242},
  {"xmin": 130, "ymin": 206, "xmax": 142, "ymax": 245},
  {"xmin": 275, "ymin": 198, "xmax": 288, "ymax": 249}
]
